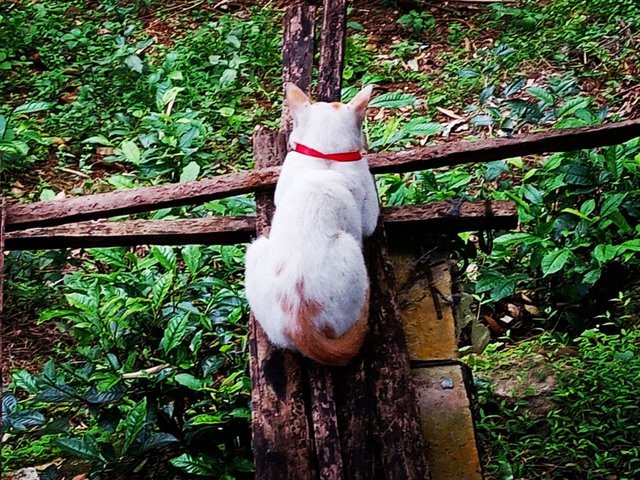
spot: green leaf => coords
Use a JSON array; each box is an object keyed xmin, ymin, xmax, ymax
[
  {"xmin": 13, "ymin": 370, "xmax": 38, "ymax": 393},
  {"xmin": 233, "ymin": 456, "xmax": 254, "ymax": 472},
  {"xmin": 35, "ymin": 385, "xmax": 77, "ymax": 402},
  {"xmin": 404, "ymin": 120, "xmax": 443, "ymax": 137},
  {"xmin": 369, "ymin": 92, "xmax": 417, "ymax": 108},
  {"xmin": 600, "ymin": 193, "xmax": 626, "ymax": 217},
  {"xmin": 580, "ymin": 199, "xmax": 596, "ymax": 216},
  {"xmin": 470, "ymin": 115, "xmax": 494, "ymax": 127},
  {"xmin": 152, "ymin": 272, "xmax": 174, "ymax": 309},
  {"xmin": 556, "ymin": 97, "xmax": 591, "ymax": 118},
  {"xmin": 5, "ymin": 411, "xmax": 46, "ymax": 431},
  {"xmin": 560, "ymin": 164, "xmax": 592, "ymax": 185},
  {"xmin": 82, "ymin": 135, "xmax": 112, "ymax": 146},
  {"xmin": 174, "ymin": 373, "xmax": 206, "ymax": 391},
  {"xmin": 161, "ymin": 86, "xmax": 185, "ymax": 107},
  {"xmin": 187, "ymin": 413, "xmax": 226, "ymax": 426},
  {"xmin": 57, "ymin": 436, "xmax": 101, "ymax": 461},
  {"xmin": 65, "ymin": 293, "xmax": 97, "ymax": 312},
  {"xmin": 85, "ymin": 385, "xmax": 125, "ymax": 404},
  {"xmin": 618, "ymin": 239, "xmax": 640, "ymax": 253},
  {"xmin": 182, "ymin": 245, "xmax": 202, "ymax": 274},
  {"xmin": 180, "ymin": 161, "xmax": 201, "ymax": 182},
  {"xmin": 13, "ymin": 101, "xmax": 52, "ymax": 115},
  {"xmin": 88, "ymin": 247, "xmax": 128, "ymax": 268},
  {"xmin": 541, "ymin": 249, "xmax": 570, "ymax": 276},
  {"xmin": 2, "ymin": 394, "xmax": 17, "ymax": 415},
  {"xmin": 561, "ymin": 208, "xmax": 592, "ymax": 221},
  {"xmin": 179, "ymin": 126, "xmax": 201, "ymax": 149},
  {"xmin": 120, "ymin": 140, "xmax": 140, "ymax": 164},
  {"xmin": 526, "ymin": 86, "xmax": 554, "ymax": 106},
  {"xmin": 170, "ymin": 453, "xmax": 222, "ymax": 476},
  {"xmin": 152, "ymin": 245, "xmax": 177, "ymax": 270},
  {"xmin": 593, "ymin": 244, "xmax": 619, "ymax": 264},
  {"xmin": 522, "ymin": 184, "xmax": 543, "ymax": 204},
  {"xmin": 219, "ymin": 68, "xmax": 237, "ymax": 87},
  {"xmin": 124, "ymin": 54, "xmax": 144, "ymax": 73},
  {"xmin": 122, "ymin": 397, "xmax": 147, "ymax": 454},
  {"xmin": 160, "ymin": 313, "xmax": 190, "ymax": 353},
  {"xmin": 39, "ymin": 189, "xmax": 56, "ymax": 201},
  {"xmin": 140, "ymin": 433, "xmax": 178, "ymax": 453},
  {"xmin": 583, "ymin": 269, "xmax": 602, "ymax": 286}
]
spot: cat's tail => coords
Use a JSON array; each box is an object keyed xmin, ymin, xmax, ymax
[{"xmin": 286, "ymin": 284, "xmax": 369, "ymax": 366}]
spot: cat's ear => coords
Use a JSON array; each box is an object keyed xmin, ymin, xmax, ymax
[
  {"xmin": 285, "ymin": 83, "xmax": 310, "ymax": 112},
  {"xmin": 347, "ymin": 84, "xmax": 374, "ymax": 122}
]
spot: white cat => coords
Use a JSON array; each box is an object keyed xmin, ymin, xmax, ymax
[{"xmin": 244, "ymin": 83, "xmax": 379, "ymax": 366}]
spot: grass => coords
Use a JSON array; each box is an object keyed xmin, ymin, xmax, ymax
[{"xmin": 467, "ymin": 328, "xmax": 640, "ymax": 479}]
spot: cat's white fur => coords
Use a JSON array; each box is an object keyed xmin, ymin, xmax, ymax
[{"xmin": 244, "ymin": 83, "xmax": 379, "ymax": 365}]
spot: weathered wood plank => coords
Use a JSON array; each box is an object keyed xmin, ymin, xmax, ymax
[
  {"xmin": 250, "ymin": 5, "xmax": 318, "ymax": 478},
  {"xmin": 5, "ymin": 167, "xmax": 280, "ymax": 231},
  {"xmin": 4, "ymin": 201, "xmax": 517, "ymax": 250},
  {"xmin": 413, "ymin": 364, "xmax": 483, "ymax": 480},
  {"xmin": 6, "ymin": 216, "xmax": 256, "ymax": 250},
  {"xmin": 317, "ymin": 0, "xmax": 347, "ymax": 102},
  {"xmin": 305, "ymin": 2, "xmax": 350, "ymax": 477},
  {"xmin": 280, "ymin": 2, "xmax": 316, "ymax": 137},
  {"xmin": 7, "ymin": 119, "xmax": 640, "ymax": 231},
  {"xmin": 248, "ymin": 128, "xmax": 316, "ymax": 480},
  {"xmin": 368, "ymin": 119, "xmax": 640, "ymax": 173},
  {"xmin": 365, "ymin": 226, "xmax": 431, "ymax": 479},
  {"xmin": 1, "ymin": 198, "xmax": 5, "ymax": 400}
]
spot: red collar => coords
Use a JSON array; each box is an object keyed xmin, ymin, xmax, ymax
[{"xmin": 294, "ymin": 143, "xmax": 362, "ymax": 162}]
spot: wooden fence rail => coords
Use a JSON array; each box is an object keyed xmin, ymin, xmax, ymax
[
  {"xmin": 5, "ymin": 201, "xmax": 516, "ymax": 250},
  {"xmin": 6, "ymin": 119, "xmax": 640, "ymax": 231}
]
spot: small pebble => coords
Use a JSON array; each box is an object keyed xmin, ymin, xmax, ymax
[{"xmin": 441, "ymin": 378, "xmax": 454, "ymax": 389}]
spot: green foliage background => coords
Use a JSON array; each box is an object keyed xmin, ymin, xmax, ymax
[{"xmin": 1, "ymin": 0, "xmax": 639, "ymax": 478}]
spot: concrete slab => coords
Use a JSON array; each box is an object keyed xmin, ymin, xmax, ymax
[{"xmin": 413, "ymin": 365, "xmax": 483, "ymax": 480}]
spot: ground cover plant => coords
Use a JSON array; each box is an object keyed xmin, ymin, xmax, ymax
[{"xmin": 2, "ymin": 0, "xmax": 639, "ymax": 478}]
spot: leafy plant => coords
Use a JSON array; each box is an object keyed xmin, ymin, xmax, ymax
[
  {"xmin": 469, "ymin": 328, "xmax": 640, "ymax": 479},
  {"xmin": 5, "ymin": 244, "xmax": 252, "ymax": 477},
  {"xmin": 0, "ymin": 102, "xmax": 52, "ymax": 172},
  {"xmin": 397, "ymin": 10, "xmax": 437, "ymax": 35}
]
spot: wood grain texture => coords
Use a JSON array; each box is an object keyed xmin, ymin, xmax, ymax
[
  {"xmin": 7, "ymin": 119, "xmax": 640, "ymax": 231},
  {"xmin": 249, "ymin": 128, "xmax": 315, "ymax": 480},
  {"xmin": 6, "ymin": 216, "xmax": 256, "ymax": 250},
  {"xmin": 280, "ymin": 2, "xmax": 316, "ymax": 136},
  {"xmin": 5, "ymin": 201, "xmax": 517, "ymax": 250},
  {"xmin": 250, "ymin": 6, "xmax": 319, "ymax": 478},
  {"xmin": 367, "ymin": 119, "xmax": 640, "ymax": 174},
  {"xmin": 1, "ymin": 198, "xmax": 5, "ymax": 405},
  {"xmin": 5, "ymin": 167, "xmax": 280, "ymax": 231},
  {"xmin": 317, "ymin": 0, "xmax": 347, "ymax": 102},
  {"xmin": 365, "ymin": 226, "xmax": 431, "ymax": 479}
]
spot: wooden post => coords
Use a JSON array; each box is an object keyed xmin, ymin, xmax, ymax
[
  {"xmin": 249, "ymin": 128, "xmax": 317, "ymax": 480},
  {"xmin": 317, "ymin": 0, "xmax": 347, "ymax": 102},
  {"xmin": 1, "ymin": 198, "xmax": 5, "ymax": 413},
  {"xmin": 249, "ymin": 4, "xmax": 319, "ymax": 479}
]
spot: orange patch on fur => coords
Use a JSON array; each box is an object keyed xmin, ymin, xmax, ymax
[
  {"xmin": 330, "ymin": 102, "xmax": 342, "ymax": 109},
  {"xmin": 288, "ymin": 88, "xmax": 309, "ymax": 108},
  {"xmin": 285, "ymin": 281, "xmax": 370, "ymax": 366},
  {"xmin": 277, "ymin": 293, "xmax": 294, "ymax": 315}
]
